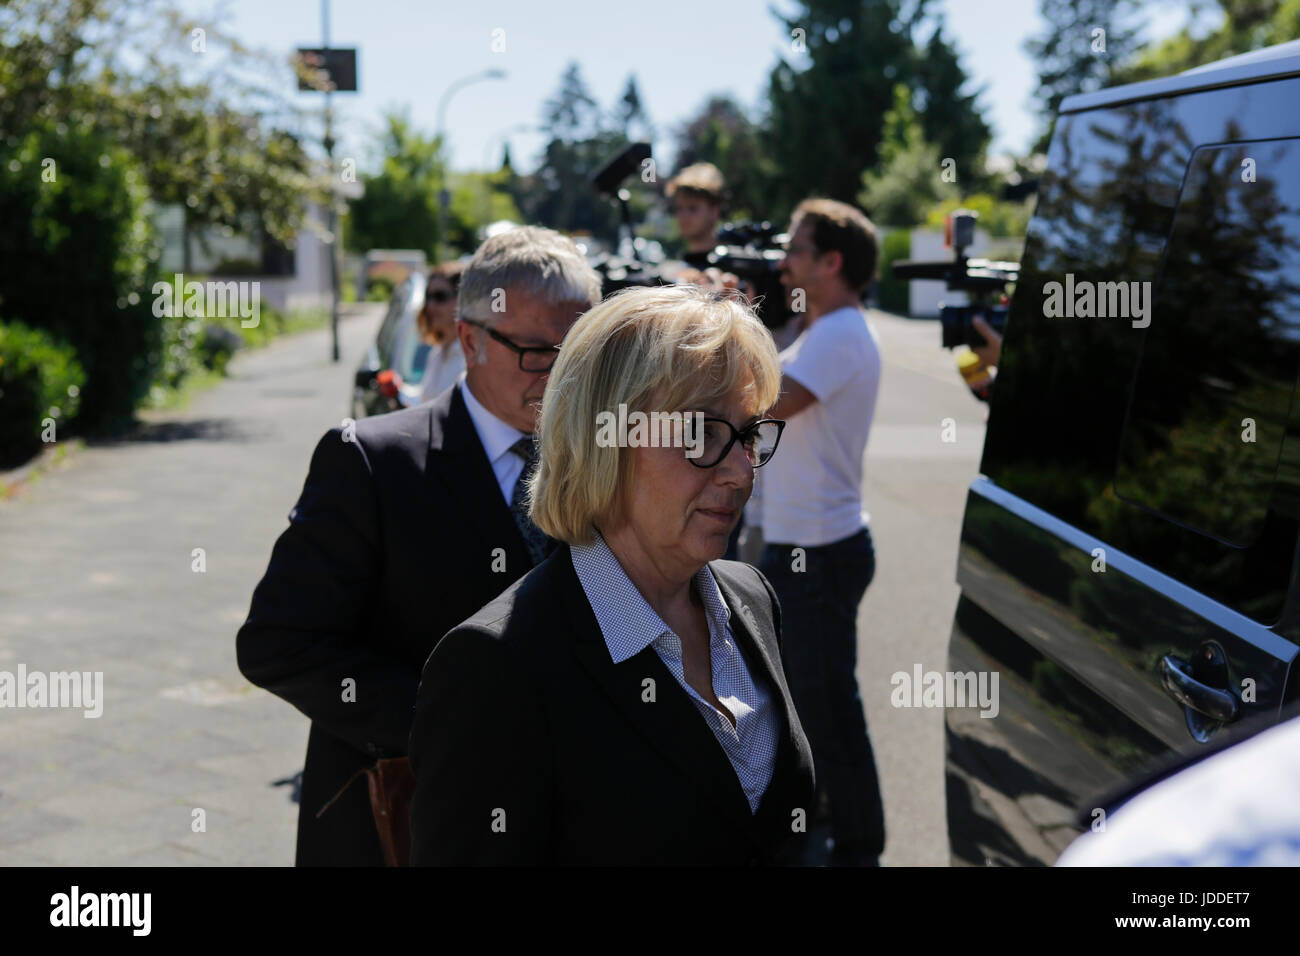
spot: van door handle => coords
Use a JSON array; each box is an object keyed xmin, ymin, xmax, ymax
[{"xmin": 1159, "ymin": 654, "xmax": 1239, "ymax": 722}]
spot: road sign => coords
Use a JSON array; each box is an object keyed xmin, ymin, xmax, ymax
[{"xmin": 295, "ymin": 48, "xmax": 357, "ymax": 92}]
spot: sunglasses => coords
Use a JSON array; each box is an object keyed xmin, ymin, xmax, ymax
[{"xmin": 426, "ymin": 287, "xmax": 454, "ymax": 303}]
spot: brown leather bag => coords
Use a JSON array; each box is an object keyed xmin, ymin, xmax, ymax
[
  {"xmin": 316, "ymin": 756, "xmax": 417, "ymax": 867},
  {"xmin": 365, "ymin": 756, "xmax": 417, "ymax": 867}
]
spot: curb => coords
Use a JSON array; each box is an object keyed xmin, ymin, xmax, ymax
[{"xmin": 0, "ymin": 439, "xmax": 84, "ymax": 500}]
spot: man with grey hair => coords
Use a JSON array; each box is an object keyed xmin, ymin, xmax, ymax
[{"xmin": 237, "ymin": 225, "xmax": 600, "ymax": 866}]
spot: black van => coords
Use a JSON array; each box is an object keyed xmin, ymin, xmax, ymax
[{"xmin": 944, "ymin": 41, "xmax": 1300, "ymax": 866}]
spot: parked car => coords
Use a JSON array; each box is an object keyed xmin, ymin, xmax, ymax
[
  {"xmin": 944, "ymin": 40, "xmax": 1300, "ymax": 865},
  {"xmin": 352, "ymin": 272, "xmax": 430, "ymax": 420}
]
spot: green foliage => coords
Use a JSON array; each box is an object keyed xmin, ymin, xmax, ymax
[
  {"xmin": 0, "ymin": 118, "xmax": 160, "ymax": 432},
  {"xmin": 152, "ymin": 310, "xmax": 204, "ymax": 391},
  {"xmin": 523, "ymin": 62, "xmax": 640, "ymax": 242},
  {"xmin": 763, "ymin": 0, "xmax": 990, "ymax": 220},
  {"xmin": 924, "ymin": 194, "xmax": 1034, "ymax": 237},
  {"xmin": 346, "ymin": 112, "xmax": 445, "ymax": 259},
  {"xmin": 615, "ymin": 75, "xmax": 655, "ymax": 141},
  {"xmin": 0, "ymin": 320, "xmax": 84, "ymax": 467},
  {"xmin": 366, "ymin": 277, "xmax": 395, "ymax": 302},
  {"xmin": 913, "ymin": 21, "xmax": 996, "ymax": 194},
  {"xmin": 0, "ymin": 1, "xmax": 318, "ymax": 250},
  {"xmin": 0, "ymin": 0, "xmax": 322, "ymax": 440},
  {"xmin": 876, "ymin": 229, "xmax": 912, "ymax": 314},
  {"xmin": 859, "ymin": 84, "xmax": 959, "ymax": 227},
  {"xmin": 211, "ymin": 258, "xmax": 262, "ymax": 276},
  {"xmin": 1115, "ymin": 0, "xmax": 1300, "ymax": 84},
  {"xmin": 448, "ymin": 169, "xmax": 524, "ymax": 252},
  {"xmin": 672, "ymin": 96, "xmax": 774, "ymax": 221},
  {"xmin": 1024, "ymin": 0, "xmax": 1143, "ymax": 149}
]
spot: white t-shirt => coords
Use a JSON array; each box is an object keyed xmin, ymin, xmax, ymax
[{"xmin": 759, "ymin": 306, "xmax": 881, "ymax": 547}]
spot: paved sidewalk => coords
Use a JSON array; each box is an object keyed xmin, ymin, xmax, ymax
[
  {"xmin": 0, "ymin": 304, "xmax": 983, "ymax": 867},
  {"xmin": 0, "ymin": 307, "xmax": 382, "ymax": 865}
]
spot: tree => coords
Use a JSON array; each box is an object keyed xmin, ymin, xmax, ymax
[
  {"xmin": 542, "ymin": 62, "xmax": 601, "ymax": 143},
  {"xmin": 914, "ymin": 20, "xmax": 993, "ymax": 192},
  {"xmin": 1024, "ymin": 0, "xmax": 1143, "ymax": 151},
  {"xmin": 616, "ymin": 75, "xmax": 655, "ymax": 141},
  {"xmin": 0, "ymin": 119, "xmax": 159, "ymax": 431},
  {"xmin": 672, "ymin": 96, "xmax": 773, "ymax": 220},
  {"xmin": 346, "ymin": 112, "xmax": 444, "ymax": 257},
  {"xmin": 0, "ymin": 0, "xmax": 319, "ymax": 252},
  {"xmin": 0, "ymin": 0, "xmax": 319, "ymax": 433},
  {"xmin": 1114, "ymin": 0, "xmax": 1300, "ymax": 83},
  {"xmin": 525, "ymin": 62, "xmax": 631, "ymax": 241},
  {"xmin": 448, "ymin": 170, "xmax": 524, "ymax": 253},
  {"xmin": 858, "ymin": 84, "xmax": 957, "ymax": 227},
  {"xmin": 762, "ymin": 0, "xmax": 990, "ymax": 222}
]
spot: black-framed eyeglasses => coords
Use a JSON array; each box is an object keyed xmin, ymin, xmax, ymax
[
  {"xmin": 689, "ymin": 417, "xmax": 785, "ymax": 469},
  {"xmin": 461, "ymin": 317, "xmax": 562, "ymax": 372}
]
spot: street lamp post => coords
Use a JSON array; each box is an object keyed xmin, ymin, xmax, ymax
[
  {"xmin": 322, "ymin": 0, "xmax": 339, "ymax": 362},
  {"xmin": 296, "ymin": 3, "xmax": 356, "ymax": 363},
  {"xmin": 435, "ymin": 68, "xmax": 506, "ymax": 262}
]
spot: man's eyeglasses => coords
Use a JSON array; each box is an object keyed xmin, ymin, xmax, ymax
[
  {"xmin": 689, "ymin": 417, "xmax": 785, "ymax": 469},
  {"xmin": 461, "ymin": 318, "xmax": 562, "ymax": 372}
]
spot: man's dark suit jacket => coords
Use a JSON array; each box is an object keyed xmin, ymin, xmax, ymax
[
  {"xmin": 408, "ymin": 542, "xmax": 816, "ymax": 865},
  {"xmin": 236, "ymin": 385, "xmax": 542, "ymax": 866}
]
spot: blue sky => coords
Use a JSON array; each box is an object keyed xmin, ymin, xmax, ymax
[{"xmin": 192, "ymin": 0, "xmax": 1203, "ymax": 174}]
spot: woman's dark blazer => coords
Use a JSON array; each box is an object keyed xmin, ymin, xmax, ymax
[{"xmin": 408, "ymin": 542, "xmax": 815, "ymax": 865}]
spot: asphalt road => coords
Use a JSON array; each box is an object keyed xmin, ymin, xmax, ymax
[
  {"xmin": 859, "ymin": 310, "xmax": 987, "ymax": 866},
  {"xmin": 0, "ymin": 303, "xmax": 984, "ymax": 865}
]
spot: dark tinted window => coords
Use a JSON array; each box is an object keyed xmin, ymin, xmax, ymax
[
  {"xmin": 981, "ymin": 81, "xmax": 1300, "ymax": 625},
  {"xmin": 1115, "ymin": 140, "xmax": 1300, "ymax": 548}
]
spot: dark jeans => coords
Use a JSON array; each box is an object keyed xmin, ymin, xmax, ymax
[{"xmin": 760, "ymin": 527, "xmax": 886, "ymax": 862}]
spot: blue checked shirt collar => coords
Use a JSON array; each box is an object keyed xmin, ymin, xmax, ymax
[{"xmin": 571, "ymin": 532, "xmax": 732, "ymax": 665}]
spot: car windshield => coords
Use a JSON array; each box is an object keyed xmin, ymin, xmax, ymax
[{"xmin": 386, "ymin": 285, "xmax": 431, "ymax": 385}]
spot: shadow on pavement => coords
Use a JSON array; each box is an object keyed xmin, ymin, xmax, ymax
[
  {"xmin": 273, "ymin": 770, "xmax": 303, "ymax": 805},
  {"xmin": 90, "ymin": 418, "xmax": 273, "ymax": 446}
]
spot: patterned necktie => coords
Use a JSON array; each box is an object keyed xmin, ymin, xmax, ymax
[{"xmin": 508, "ymin": 436, "xmax": 551, "ymax": 566}]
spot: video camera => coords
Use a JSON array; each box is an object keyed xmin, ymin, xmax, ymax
[
  {"xmin": 588, "ymin": 143, "xmax": 790, "ymax": 328},
  {"xmin": 890, "ymin": 210, "xmax": 1018, "ymax": 349},
  {"xmin": 700, "ymin": 220, "xmax": 792, "ymax": 330}
]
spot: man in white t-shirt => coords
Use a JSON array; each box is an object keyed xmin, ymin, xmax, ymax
[{"xmin": 758, "ymin": 198, "xmax": 886, "ymax": 866}]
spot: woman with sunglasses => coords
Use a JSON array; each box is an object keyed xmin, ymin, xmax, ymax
[
  {"xmin": 408, "ymin": 284, "xmax": 815, "ymax": 865},
  {"xmin": 416, "ymin": 262, "xmax": 466, "ymax": 404}
]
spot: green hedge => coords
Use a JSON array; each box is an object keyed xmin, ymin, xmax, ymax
[
  {"xmin": 0, "ymin": 118, "xmax": 159, "ymax": 434},
  {"xmin": 877, "ymin": 229, "xmax": 912, "ymax": 315},
  {"xmin": 0, "ymin": 320, "xmax": 85, "ymax": 468},
  {"xmin": 365, "ymin": 276, "xmax": 395, "ymax": 302}
]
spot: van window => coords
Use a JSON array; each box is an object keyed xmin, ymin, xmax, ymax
[
  {"xmin": 1115, "ymin": 139, "xmax": 1300, "ymax": 549},
  {"xmin": 980, "ymin": 89, "xmax": 1300, "ymax": 624}
]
